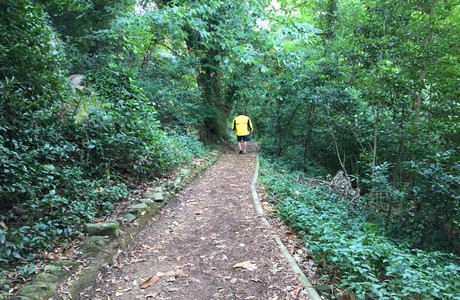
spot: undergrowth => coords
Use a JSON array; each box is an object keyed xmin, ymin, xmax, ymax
[
  {"xmin": 259, "ymin": 159, "xmax": 460, "ymax": 300},
  {"xmin": 0, "ymin": 132, "xmax": 209, "ymax": 293},
  {"xmin": 0, "ymin": 60, "xmax": 210, "ymax": 293}
]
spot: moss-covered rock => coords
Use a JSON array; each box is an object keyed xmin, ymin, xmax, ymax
[
  {"xmin": 143, "ymin": 191, "xmax": 164, "ymax": 201},
  {"xmin": 43, "ymin": 260, "xmax": 79, "ymax": 277},
  {"xmin": 122, "ymin": 213, "xmax": 137, "ymax": 223},
  {"xmin": 16, "ymin": 281, "xmax": 57, "ymax": 300},
  {"xmin": 139, "ymin": 198, "xmax": 154, "ymax": 205},
  {"xmin": 79, "ymin": 236, "xmax": 108, "ymax": 256},
  {"xmin": 128, "ymin": 203, "xmax": 149, "ymax": 216},
  {"xmin": 85, "ymin": 221, "xmax": 120, "ymax": 237},
  {"xmin": 34, "ymin": 273, "xmax": 61, "ymax": 285},
  {"xmin": 8, "ymin": 296, "xmax": 30, "ymax": 300}
]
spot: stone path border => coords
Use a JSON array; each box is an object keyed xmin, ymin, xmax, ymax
[{"xmin": 251, "ymin": 155, "xmax": 322, "ymax": 300}]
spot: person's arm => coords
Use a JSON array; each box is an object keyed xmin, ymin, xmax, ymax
[
  {"xmin": 248, "ymin": 118, "xmax": 253, "ymax": 133},
  {"xmin": 232, "ymin": 119, "xmax": 236, "ymax": 132}
]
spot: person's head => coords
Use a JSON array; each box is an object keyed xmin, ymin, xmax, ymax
[{"xmin": 238, "ymin": 111, "xmax": 245, "ymax": 115}]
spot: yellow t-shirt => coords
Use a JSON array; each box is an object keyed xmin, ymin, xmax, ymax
[{"xmin": 232, "ymin": 115, "xmax": 253, "ymax": 136}]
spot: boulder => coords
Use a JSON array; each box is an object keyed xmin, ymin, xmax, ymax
[
  {"xmin": 129, "ymin": 203, "xmax": 149, "ymax": 215},
  {"xmin": 16, "ymin": 281, "xmax": 58, "ymax": 300},
  {"xmin": 139, "ymin": 198, "xmax": 154, "ymax": 205},
  {"xmin": 85, "ymin": 221, "xmax": 120, "ymax": 237},
  {"xmin": 144, "ymin": 192, "xmax": 164, "ymax": 201},
  {"xmin": 79, "ymin": 236, "xmax": 108, "ymax": 256},
  {"xmin": 122, "ymin": 213, "xmax": 137, "ymax": 223}
]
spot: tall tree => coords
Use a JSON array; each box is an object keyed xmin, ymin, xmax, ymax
[
  {"xmin": 140, "ymin": 0, "xmax": 270, "ymax": 140},
  {"xmin": 273, "ymin": 0, "xmax": 460, "ymax": 251}
]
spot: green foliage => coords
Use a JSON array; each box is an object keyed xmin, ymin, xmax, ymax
[
  {"xmin": 360, "ymin": 162, "xmax": 406, "ymax": 218},
  {"xmin": 0, "ymin": 0, "xmax": 210, "ymax": 293},
  {"xmin": 1, "ymin": 179, "xmax": 128, "ymax": 261},
  {"xmin": 167, "ymin": 132, "xmax": 210, "ymax": 163},
  {"xmin": 37, "ymin": 0, "xmax": 137, "ymax": 70},
  {"xmin": 402, "ymin": 152, "xmax": 460, "ymax": 251},
  {"xmin": 260, "ymin": 161, "xmax": 460, "ymax": 299},
  {"xmin": 71, "ymin": 62, "xmax": 209, "ymax": 178},
  {"xmin": 0, "ymin": 0, "xmax": 70, "ymax": 126},
  {"xmin": 137, "ymin": 50, "xmax": 205, "ymax": 130},
  {"xmin": 67, "ymin": 55, "xmax": 210, "ymax": 176},
  {"xmin": 1, "ymin": 0, "xmax": 459, "ymax": 295},
  {"xmin": 141, "ymin": 0, "xmax": 277, "ymax": 140},
  {"xmin": 1, "ymin": 0, "xmax": 72, "ymax": 208},
  {"xmin": 262, "ymin": 0, "xmax": 460, "ymax": 254}
]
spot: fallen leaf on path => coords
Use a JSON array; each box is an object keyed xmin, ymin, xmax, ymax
[
  {"xmin": 140, "ymin": 275, "xmax": 159, "ymax": 289},
  {"xmin": 271, "ymin": 262, "xmax": 282, "ymax": 274},
  {"xmin": 130, "ymin": 258, "xmax": 146, "ymax": 263},
  {"xmin": 174, "ymin": 266, "xmax": 186, "ymax": 278},
  {"xmin": 146, "ymin": 292, "xmax": 160, "ymax": 298},
  {"xmin": 233, "ymin": 260, "xmax": 257, "ymax": 271},
  {"xmin": 289, "ymin": 245, "xmax": 295, "ymax": 255},
  {"xmin": 195, "ymin": 209, "xmax": 203, "ymax": 215},
  {"xmin": 157, "ymin": 270, "xmax": 176, "ymax": 277},
  {"xmin": 115, "ymin": 287, "xmax": 131, "ymax": 296},
  {"xmin": 293, "ymin": 285, "xmax": 304, "ymax": 296},
  {"xmin": 141, "ymin": 244, "xmax": 152, "ymax": 250}
]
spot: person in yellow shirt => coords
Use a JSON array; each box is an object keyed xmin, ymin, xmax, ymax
[{"xmin": 232, "ymin": 111, "xmax": 253, "ymax": 154}]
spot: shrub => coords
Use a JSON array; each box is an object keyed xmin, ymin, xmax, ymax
[{"xmin": 260, "ymin": 160, "xmax": 460, "ymax": 299}]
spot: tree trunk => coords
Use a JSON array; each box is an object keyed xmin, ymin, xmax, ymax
[
  {"xmin": 325, "ymin": 0, "xmax": 337, "ymax": 41},
  {"xmin": 303, "ymin": 104, "xmax": 315, "ymax": 172},
  {"xmin": 196, "ymin": 54, "xmax": 229, "ymax": 141},
  {"xmin": 372, "ymin": 106, "xmax": 380, "ymax": 171},
  {"xmin": 184, "ymin": 25, "xmax": 229, "ymax": 141},
  {"xmin": 414, "ymin": 2, "xmax": 434, "ymax": 122}
]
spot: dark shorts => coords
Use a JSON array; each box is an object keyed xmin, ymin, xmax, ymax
[{"xmin": 237, "ymin": 135, "xmax": 251, "ymax": 142}]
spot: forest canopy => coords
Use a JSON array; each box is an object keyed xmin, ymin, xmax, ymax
[{"xmin": 1, "ymin": 0, "xmax": 459, "ymax": 298}]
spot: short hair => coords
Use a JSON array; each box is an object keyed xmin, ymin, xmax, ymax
[{"xmin": 238, "ymin": 111, "xmax": 245, "ymax": 115}]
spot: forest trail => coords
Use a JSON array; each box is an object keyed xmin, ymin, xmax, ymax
[{"xmin": 79, "ymin": 146, "xmax": 314, "ymax": 300}]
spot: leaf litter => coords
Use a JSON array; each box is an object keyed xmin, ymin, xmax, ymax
[{"xmin": 78, "ymin": 148, "xmax": 318, "ymax": 300}]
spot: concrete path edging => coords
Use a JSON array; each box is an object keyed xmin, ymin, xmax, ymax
[{"xmin": 250, "ymin": 154, "xmax": 322, "ymax": 300}]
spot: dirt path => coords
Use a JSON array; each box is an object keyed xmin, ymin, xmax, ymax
[{"xmin": 80, "ymin": 148, "xmax": 311, "ymax": 300}]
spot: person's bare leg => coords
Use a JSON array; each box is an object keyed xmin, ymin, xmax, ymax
[
  {"xmin": 238, "ymin": 141, "xmax": 243, "ymax": 154},
  {"xmin": 243, "ymin": 141, "xmax": 248, "ymax": 154}
]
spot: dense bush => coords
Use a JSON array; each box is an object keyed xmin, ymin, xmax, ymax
[
  {"xmin": 260, "ymin": 160, "xmax": 460, "ymax": 299},
  {"xmin": 359, "ymin": 153, "xmax": 460, "ymax": 253},
  {"xmin": 0, "ymin": 65, "xmax": 209, "ymax": 291},
  {"xmin": 0, "ymin": 2, "xmax": 210, "ymax": 293}
]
